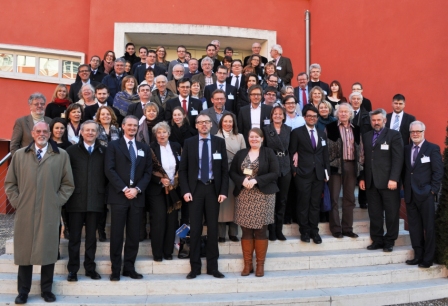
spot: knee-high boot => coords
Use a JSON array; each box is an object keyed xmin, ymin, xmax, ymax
[
  {"xmin": 254, "ymin": 239, "xmax": 268, "ymax": 277},
  {"xmin": 240, "ymin": 239, "xmax": 254, "ymax": 276}
]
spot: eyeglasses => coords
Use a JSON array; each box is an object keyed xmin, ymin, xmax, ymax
[
  {"xmin": 32, "ymin": 102, "xmax": 46, "ymax": 106},
  {"xmin": 33, "ymin": 129, "xmax": 49, "ymax": 134},
  {"xmin": 410, "ymin": 130, "xmax": 424, "ymax": 134},
  {"xmin": 196, "ymin": 120, "xmax": 211, "ymax": 125}
]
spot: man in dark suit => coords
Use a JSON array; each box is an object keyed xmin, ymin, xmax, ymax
[
  {"xmin": 226, "ymin": 60, "xmax": 245, "ymax": 96},
  {"xmin": 184, "ymin": 58, "xmax": 200, "ymax": 79},
  {"xmin": 179, "ymin": 113, "xmax": 229, "ymax": 279},
  {"xmin": 307, "ymin": 64, "xmax": 330, "ymax": 95},
  {"xmin": 164, "ymin": 78, "xmax": 202, "ymax": 125},
  {"xmin": 69, "ymin": 64, "xmax": 100, "ymax": 103},
  {"xmin": 352, "ymin": 82, "xmax": 372, "ymax": 112},
  {"xmin": 200, "ymin": 89, "xmax": 231, "ymax": 135},
  {"xmin": 386, "ymin": 94, "xmax": 416, "ymax": 145},
  {"xmin": 270, "ymin": 44, "xmax": 293, "ymax": 85},
  {"xmin": 237, "ymin": 85, "xmax": 272, "ymax": 146},
  {"xmin": 135, "ymin": 50, "xmax": 166, "ymax": 84},
  {"xmin": 101, "ymin": 58, "xmax": 127, "ymax": 105},
  {"xmin": 289, "ymin": 104, "xmax": 330, "ymax": 244},
  {"xmin": 89, "ymin": 56, "xmax": 107, "ymax": 82},
  {"xmin": 204, "ymin": 66, "xmax": 237, "ymax": 113},
  {"xmin": 83, "ymin": 84, "xmax": 121, "ymax": 122},
  {"xmin": 198, "ymin": 44, "xmax": 221, "ymax": 73},
  {"xmin": 403, "ymin": 121, "xmax": 443, "ymax": 268},
  {"xmin": 104, "ymin": 115, "xmax": 152, "ymax": 281},
  {"xmin": 243, "ymin": 42, "xmax": 268, "ymax": 66},
  {"xmin": 126, "ymin": 84, "xmax": 153, "ymax": 120},
  {"xmin": 131, "ymin": 47, "xmax": 148, "ymax": 75},
  {"xmin": 360, "ymin": 108, "xmax": 404, "ymax": 252},
  {"xmin": 294, "ymin": 72, "xmax": 310, "ymax": 112}
]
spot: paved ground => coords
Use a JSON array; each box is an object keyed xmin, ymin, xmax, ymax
[
  {"xmin": 0, "ymin": 214, "xmax": 14, "ymax": 255},
  {"xmin": 392, "ymin": 300, "xmax": 448, "ymax": 305}
]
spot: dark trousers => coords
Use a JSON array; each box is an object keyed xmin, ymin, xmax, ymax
[
  {"xmin": 358, "ymin": 188, "xmax": 367, "ymax": 205},
  {"xmin": 149, "ymin": 191, "xmax": 178, "ymax": 258},
  {"xmin": 180, "ymin": 200, "xmax": 190, "ymax": 225},
  {"xmin": 97, "ymin": 203, "xmax": 108, "ymax": 235},
  {"xmin": 366, "ymin": 185, "xmax": 400, "ymax": 246},
  {"xmin": 329, "ymin": 161, "xmax": 356, "ymax": 234},
  {"xmin": 67, "ymin": 212, "xmax": 100, "ymax": 273},
  {"xmin": 284, "ymin": 179, "xmax": 297, "ymax": 223},
  {"xmin": 294, "ymin": 172, "xmax": 324, "ymax": 236},
  {"xmin": 17, "ymin": 264, "xmax": 54, "ymax": 294},
  {"xmin": 273, "ymin": 172, "xmax": 292, "ymax": 226},
  {"xmin": 189, "ymin": 181, "xmax": 219, "ymax": 273},
  {"xmin": 406, "ymin": 192, "xmax": 435, "ymax": 264},
  {"xmin": 109, "ymin": 203, "xmax": 142, "ymax": 274}
]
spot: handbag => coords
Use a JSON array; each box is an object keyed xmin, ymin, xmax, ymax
[{"xmin": 320, "ymin": 182, "xmax": 331, "ymax": 212}]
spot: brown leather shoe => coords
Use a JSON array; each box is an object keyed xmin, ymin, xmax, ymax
[
  {"xmin": 254, "ymin": 239, "xmax": 269, "ymax": 277},
  {"xmin": 240, "ymin": 239, "xmax": 254, "ymax": 276}
]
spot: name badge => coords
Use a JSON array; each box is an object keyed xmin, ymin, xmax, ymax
[
  {"xmin": 213, "ymin": 152, "xmax": 222, "ymax": 160},
  {"xmin": 276, "ymin": 66, "xmax": 282, "ymax": 71},
  {"xmin": 61, "ymin": 113, "xmax": 65, "ymax": 118},
  {"xmin": 381, "ymin": 143, "xmax": 389, "ymax": 150},
  {"xmin": 264, "ymin": 119, "xmax": 270, "ymax": 125},
  {"xmin": 183, "ymin": 63, "xmax": 188, "ymax": 68},
  {"xmin": 243, "ymin": 168, "xmax": 253, "ymax": 176},
  {"xmin": 191, "ymin": 109, "xmax": 198, "ymax": 116},
  {"xmin": 323, "ymin": 90, "xmax": 327, "ymax": 95},
  {"xmin": 321, "ymin": 140, "xmax": 326, "ymax": 146},
  {"xmin": 421, "ymin": 156, "xmax": 430, "ymax": 163},
  {"xmin": 260, "ymin": 63, "xmax": 265, "ymax": 67},
  {"xmin": 138, "ymin": 149, "xmax": 145, "ymax": 157},
  {"xmin": 228, "ymin": 94, "xmax": 234, "ymax": 100}
]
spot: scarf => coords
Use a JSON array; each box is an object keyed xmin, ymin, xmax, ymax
[
  {"xmin": 113, "ymin": 91, "xmax": 140, "ymax": 116},
  {"xmin": 136, "ymin": 117, "xmax": 159, "ymax": 144},
  {"xmin": 30, "ymin": 112, "xmax": 44, "ymax": 122},
  {"xmin": 53, "ymin": 98, "xmax": 71, "ymax": 107}
]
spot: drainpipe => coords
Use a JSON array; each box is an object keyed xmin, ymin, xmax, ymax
[{"xmin": 305, "ymin": 10, "xmax": 310, "ymax": 75}]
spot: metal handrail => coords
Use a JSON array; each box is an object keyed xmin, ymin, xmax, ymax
[{"xmin": 0, "ymin": 153, "xmax": 11, "ymax": 167}]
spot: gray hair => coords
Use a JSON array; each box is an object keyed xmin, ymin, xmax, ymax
[
  {"xmin": 334, "ymin": 102, "xmax": 354, "ymax": 120},
  {"xmin": 115, "ymin": 58, "xmax": 126, "ymax": 65},
  {"xmin": 369, "ymin": 108, "xmax": 387, "ymax": 118},
  {"xmin": 271, "ymin": 44, "xmax": 283, "ymax": 55},
  {"xmin": 348, "ymin": 91, "xmax": 363, "ymax": 101},
  {"xmin": 122, "ymin": 115, "xmax": 139, "ymax": 125},
  {"xmin": 409, "ymin": 120, "xmax": 426, "ymax": 131},
  {"xmin": 155, "ymin": 74, "xmax": 168, "ymax": 83},
  {"xmin": 78, "ymin": 84, "xmax": 95, "ymax": 100},
  {"xmin": 280, "ymin": 85, "xmax": 294, "ymax": 95},
  {"xmin": 309, "ymin": 63, "xmax": 321, "ymax": 71},
  {"xmin": 173, "ymin": 63, "xmax": 185, "ymax": 71},
  {"xmin": 318, "ymin": 100, "xmax": 334, "ymax": 115},
  {"xmin": 211, "ymin": 40, "xmax": 220, "ymax": 47},
  {"xmin": 309, "ymin": 86, "xmax": 326, "ymax": 103},
  {"xmin": 32, "ymin": 121, "xmax": 50, "ymax": 131},
  {"xmin": 152, "ymin": 121, "xmax": 171, "ymax": 136},
  {"xmin": 144, "ymin": 102, "xmax": 160, "ymax": 114},
  {"xmin": 80, "ymin": 120, "xmax": 99, "ymax": 132},
  {"xmin": 28, "ymin": 92, "xmax": 47, "ymax": 105},
  {"xmin": 201, "ymin": 56, "xmax": 214, "ymax": 67}
]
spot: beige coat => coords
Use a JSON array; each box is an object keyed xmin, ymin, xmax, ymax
[
  {"xmin": 5, "ymin": 142, "xmax": 75, "ymax": 266},
  {"xmin": 216, "ymin": 131, "xmax": 246, "ymax": 222}
]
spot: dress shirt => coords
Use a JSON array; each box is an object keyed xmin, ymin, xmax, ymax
[
  {"xmin": 305, "ymin": 124, "xmax": 317, "ymax": 145},
  {"xmin": 83, "ymin": 142, "xmax": 95, "ymax": 153},
  {"xmin": 178, "ymin": 96, "xmax": 190, "ymax": 111},
  {"xmin": 160, "ymin": 142, "xmax": 176, "ymax": 182},
  {"xmin": 392, "ymin": 111, "xmax": 403, "ymax": 130},
  {"xmin": 338, "ymin": 122, "xmax": 355, "ymax": 160},
  {"xmin": 411, "ymin": 140, "xmax": 425, "ymax": 165},
  {"xmin": 216, "ymin": 82, "xmax": 226, "ymax": 92},
  {"xmin": 35, "ymin": 143, "xmax": 48, "ymax": 158},
  {"xmin": 198, "ymin": 134, "xmax": 213, "ymax": 180},
  {"xmin": 205, "ymin": 75, "xmax": 214, "ymax": 86},
  {"xmin": 123, "ymin": 136, "xmax": 137, "ymax": 158},
  {"xmin": 98, "ymin": 101, "xmax": 107, "ymax": 108},
  {"xmin": 230, "ymin": 74, "xmax": 242, "ymax": 88},
  {"xmin": 298, "ymin": 86, "xmax": 309, "ymax": 109},
  {"xmin": 353, "ymin": 108, "xmax": 361, "ymax": 117},
  {"xmin": 146, "ymin": 64, "xmax": 155, "ymax": 69},
  {"xmin": 250, "ymin": 104, "xmax": 262, "ymax": 128},
  {"xmin": 285, "ymin": 113, "xmax": 306, "ymax": 130},
  {"xmin": 82, "ymin": 79, "xmax": 91, "ymax": 85}
]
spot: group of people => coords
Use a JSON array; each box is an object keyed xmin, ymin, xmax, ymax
[{"xmin": 5, "ymin": 39, "xmax": 443, "ymax": 305}]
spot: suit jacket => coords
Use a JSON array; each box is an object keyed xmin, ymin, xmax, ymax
[
  {"xmin": 204, "ymin": 83, "xmax": 238, "ymax": 114},
  {"xmin": 146, "ymin": 141, "xmax": 182, "ymax": 196},
  {"xmin": 164, "ymin": 96, "xmax": 203, "ymax": 125},
  {"xmin": 386, "ymin": 112, "xmax": 416, "ymax": 145},
  {"xmin": 229, "ymin": 146, "xmax": 280, "ymax": 197},
  {"xmin": 308, "ymin": 80, "xmax": 330, "ymax": 96},
  {"xmin": 226, "ymin": 74, "xmax": 246, "ymax": 94},
  {"xmin": 150, "ymin": 89, "xmax": 178, "ymax": 113},
  {"xmin": 289, "ymin": 125, "xmax": 330, "ymax": 180},
  {"xmin": 361, "ymin": 97, "xmax": 372, "ymax": 112},
  {"xmin": 101, "ymin": 72, "xmax": 127, "ymax": 105},
  {"xmin": 83, "ymin": 102, "xmax": 121, "ymax": 122},
  {"xmin": 126, "ymin": 102, "xmax": 145, "ymax": 121},
  {"xmin": 179, "ymin": 135, "xmax": 229, "ymax": 196},
  {"xmin": 104, "ymin": 137, "xmax": 152, "ymax": 207},
  {"xmin": 198, "ymin": 57, "xmax": 221, "ymax": 73},
  {"xmin": 69, "ymin": 80, "xmax": 100, "ymax": 103},
  {"xmin": 272, "ymin": 56, "xmax": 293, "ymax": 85},
  {"xmin": 191, "ymin": 73, "xmax": 217, "ymax": 99},
  {"xmin": 10, "ymin": 115, "xmax": 52, "ymax": 155},
  {"xmin": 200, "ymin": 108, "xmax": 231, "ymax": 135},
  {"xmin": 403, "ymin": 141, "xmax": 443, "ymax": 203},
  {"xmin": 131, "ymin": 61, "xmax": 145, "ymax": 76},
  {"xmin": 263, "ymin": 123, "xmax": 292, "ymax": 176},
  {"xmin": 237, "ymin": 104, "xmax": 273, "ymax": 146},
  {"xmin": 352, "ymin": 108, "xmax": 372, "ymax": 135},
  {"xmin": 135, "ymin": 64, "xmax": 166, "ymax": 84},
  {"xmin": 361, "ymin": 127, "xmax": 404, "ymax": 189}
]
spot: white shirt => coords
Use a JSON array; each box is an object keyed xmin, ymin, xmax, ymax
[
  {"xmin": 216, "ymin": 82, "xmax": 226, "ymax": 92},
  {"xmin": 230, "ymin": 74, "xmax": 242, "ymax": 88},
  {"xmin": 84, "ymin": 142, "xmax": 95, "ymax": 153},
  {"xmin": 250, "ymin": 103, "xmax": 261, "ymax": 128},
  {"xmin": 178, "ymin": 96, "xmax": 190, "ymax": 110},
  {"xmin": 35, "ymin": 143, "xmax": 48, "ymax": 159},
  {"xmin": 160, "ymin": 142, "xmax": 176, "ymax": 183},
  {"xmin": 98, "ymin": 101, "xmax": 107, "ymax": 108},
  {"xmin": 146, "ymin": 64, "xmax": 155, "ymax": 69},
  {"xmin": 305, "ymin": 124, "xmax": 317, "ymax": 145},
  {"xmin": 285, "ymin": 113, "xmax": 306, "ymax": 130},
  {"xmin": 123, "ymin": 136, "xmax": 137, "ymax": 158},
  {"xmin": 81, "ymin": 79, "xmax": 91, "ymax": 85},
  {"xmin": 392, "ymin": 111, "xmax": 403, "ymax": 130}
]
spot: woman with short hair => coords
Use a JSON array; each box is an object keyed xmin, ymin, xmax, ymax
[{"xmin": 113, "ymin": 75, "xmax": 140, "ymax": 117}]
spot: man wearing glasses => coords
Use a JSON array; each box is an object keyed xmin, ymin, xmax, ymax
[
  {"xmin": 167, "ymin": 45, "xmax": 189, "ymax": 80},
  {"xmin": 204, "ymin": 66, "xmax": 238, "ymax": 113},
  {"xmin": 385, "ymin": 94, "xmax": 416, "ymax": 145},
  {"xmin": 179, "ymin": 114, "xmax": 229, "ymax": 279},
  {"xmin": 164, "ymin": 78, "xmax": 203, "ymax": 125},
  {"xmin": 69, "ymin": 64, "xmax": 100, "ymax": 103}
]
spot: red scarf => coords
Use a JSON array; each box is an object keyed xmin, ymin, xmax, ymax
[{"xmin": 53, "ymin": 98, "xmax": 71, "ymax": 107}]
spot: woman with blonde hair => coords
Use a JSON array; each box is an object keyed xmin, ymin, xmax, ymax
[{"xmin": 45, "ymin": 84, "xmax": 72, "ymax": 119}]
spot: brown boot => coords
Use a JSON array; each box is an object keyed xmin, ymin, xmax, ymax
[
  {"xmin": 240, "ymin": 239, "xmax": 254, "ymax": 276},
  {"xmin": 254, "ymin": 239, "xmax": 269, "ymax": 277}
]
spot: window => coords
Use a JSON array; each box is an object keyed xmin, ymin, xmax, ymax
[{"xmin": 0, "ymin": 44, "xmax": 84, "ymax": 85}]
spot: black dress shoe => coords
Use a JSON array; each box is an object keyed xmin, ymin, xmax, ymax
[
  {"xmin": 310, "ymin": 234, "xmax": 322, "ymax": 244},
  {"xmin": 63, "ymin": 228, "xmax": 70, "ymax": 240},
  {"xmin": 367, "ymin": 242, "xmax": 384, "ymax": 250},
  {"xmin": 418, "ymin": 262, "xmax": 432, "ymax": 268},
  {"xmin": 153, "ymin": 257, "xmax": 163, "ymax": 262},
  {"xmin": 332, "ymin": 232, "xmax": 343, "ymax": 238},
  {"xmin": 14, "ymin": 293, "xmax": 28, "ymax": 304},
  {"xmin": 229, "ymin": 235, "xmax": 239, "ymax": 242},
  {"xmin": 186, "ymin": 271, "xmax": 201, "ymax": 279},
  {"xmin": 85, "ymin": 270, "xmax": 101, "ymax": 280},
  {"xmin": 98, "ymin": 231, "xmax": 107, "ymax": 242},
  {"xmin": 300, "ymin": 233, "xmax": 310, "ymax": 243},
  {"xmin": 342, "ymin": 232, "xmax": 359, "ymax": 238},
  {"xmin": 218, "ymin": 237, "xmax": 226, "ymax": 243},
  {"xmin": 110, "ymin": 273, "xmax": 120, "ymax": 281},
  {"xmin": 41, "ymin": 292, "xmax": 56, "ymax": 303},
  {"xmin": 383, "ymin": 245, "xmax": 393, "ymax": 252},
  {"xmin": 207, "ymin": 270, "xmax": 225, "ymax": 278},
  {"xmin": 406, "ymin": 258, "xmax": 422, "ymax": 265},
  {"xmin": 67, "ymin": 271, "xmax": 78, "ymax": 282},
  {"xmin": 122, "ymin": 270, "xmax": 143, "ymax": 279},
  {"xmin": 164, "ymin": 255, "xmax": 173, "ymax": 260}
]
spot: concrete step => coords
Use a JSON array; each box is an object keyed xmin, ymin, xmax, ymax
[
  {"xmin": 1, "ymin": 278, "xmax": 446, "ymax": 305},
  {"xmin": 6, "ymin": 231, "xmax": 412, "ymax": 256},
  {"xmin": 0, "ymin": 246, "xmax": 414, "ymax": 275},
  {"xmin": 0, "ymin": 264, "xmax": 445, "ymax": 296}
]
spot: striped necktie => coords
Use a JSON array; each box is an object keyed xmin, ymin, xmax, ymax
[
  {"xmin": 392, "ymin": 114, "xmax": 400, "ymax": 131},
  {"xmin": 36, "ymin": 149, "xmax": 43, "ymax": 162}
]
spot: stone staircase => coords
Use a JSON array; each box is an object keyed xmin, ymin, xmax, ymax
[{"xmin": 0, "ymin": 208, "xmax": 447, "ymax": 305}]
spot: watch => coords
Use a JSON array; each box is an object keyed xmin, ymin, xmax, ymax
[{"xmin": 136, "ymin": 187, "xmax": 142, "ymax": 194}]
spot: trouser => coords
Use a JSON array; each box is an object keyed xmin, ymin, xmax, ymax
[
  {"xmin": 97, "ymin": 203, "xmax": 108, "ymax": 234},
  {"xmin": 17, "ymin": 264, "xmax": 55, "ymax": 294},
  {"xmin": 67, "ymin": 212, "xmax": 100, "ymax": 273},
  {"xmin": 328, "ymin": 161, "xmax": 356, "ymax": 234},
  {"xmin": 273, "ymin": 173, "xmax": 291, "ymax": 226},
  {"xmin": 218, "ymin": 222, "xmax": 238, "ymax": 238},
  {"xmin": 284, "ymin": 179, "xmax": 297, "ymax": 223}
]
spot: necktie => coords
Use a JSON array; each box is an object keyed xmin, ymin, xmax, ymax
[
  {"xmin": 412, "ymin": 145, "xmax": 419, "ymax": 166},
  {"xmin": 182, "ymin": 99, "xmax": 187, "ymax": 112},
  {"xmin": 302, "ymin": 88, "xmax": 307, "ymax": 106},
  {"xmin": 36, "ymin": 149, "xmax": 42, "ymax": 162},
  {"xmin": 88, "ymin": 146, "xmax": 92, "ymax": 155},
  {"xmin": 392, "ymin": 114, "xmax": 400, "ymax": 131},
  {"xmin": 372, "ymin": 131, "xmax": 380, "ymax": 147},
  {"xmin": 219, "ymin": 84, "xmax": 223, "ymax": 90},
  {"xmin": 234, "ymin": 76, "xmax": 239, "ymax": 92},
  {"xmin": 201, "ymin": 138, "xmax": 209, "ymax": 183},
  {"xmin": 354, "ymin": 110, "xmax": 358, "ymax": 117},
  {"xmin": 310, "ymin": 130, "xmax": 316, "ymax": 149},
  {"xmin": 128, "ymin": 141, "xmax": 136, "ymax": 184}
]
